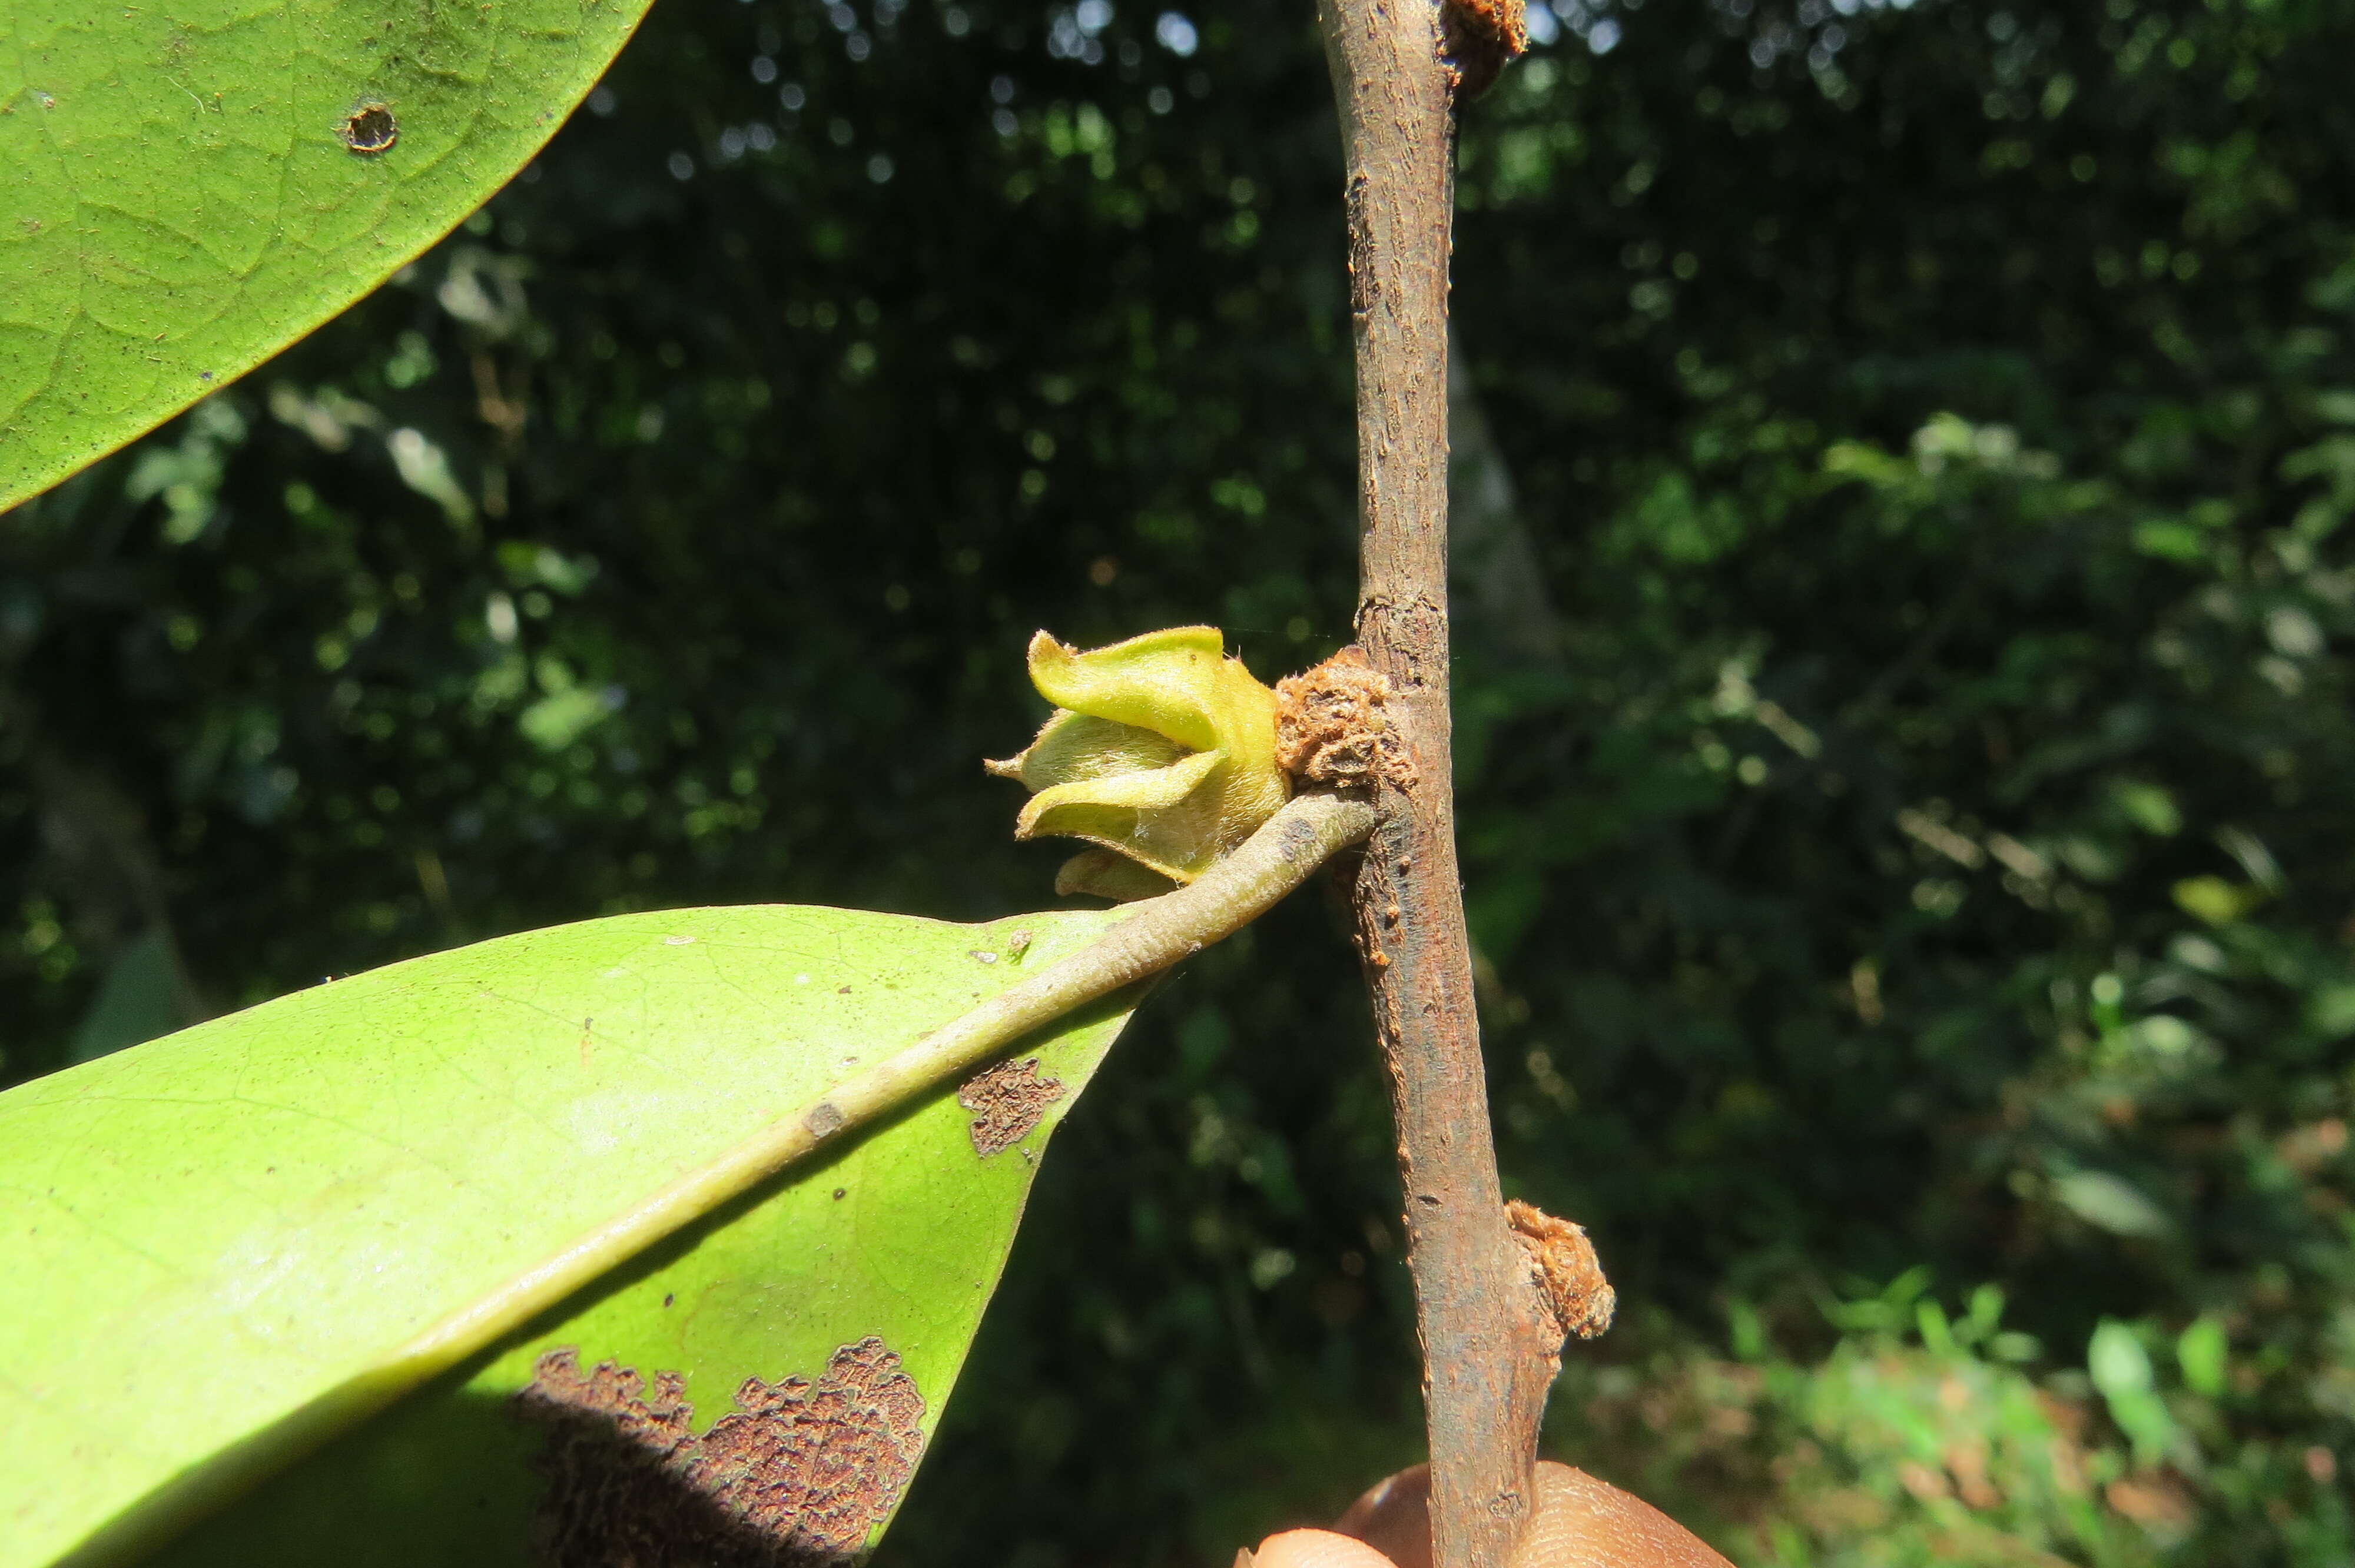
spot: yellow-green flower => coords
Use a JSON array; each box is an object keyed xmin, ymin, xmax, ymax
[{"xmin": 987, "ymin": 626, "xmax": 1289, "ymax": 900}]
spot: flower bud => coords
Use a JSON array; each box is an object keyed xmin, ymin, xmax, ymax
[{"xmin": 987, "ymin": 627, "xmax": 1289, "ymax": 899}]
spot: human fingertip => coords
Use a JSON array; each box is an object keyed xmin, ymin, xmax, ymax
[{"xmin": 1249, "ymin": 1527, "xmax": 1401, "ymax": 1568}]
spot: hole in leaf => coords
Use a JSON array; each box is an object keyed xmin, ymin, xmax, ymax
[{"xmin": 340, "ymin": 101, "xmax": 398, "ymax": 154}]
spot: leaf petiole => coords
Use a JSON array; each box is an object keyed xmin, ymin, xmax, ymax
[{"xmin": 68, "ymin": 790, "xmax": 1374, "ymax": 1568}]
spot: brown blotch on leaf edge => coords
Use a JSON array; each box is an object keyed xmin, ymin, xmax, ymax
[
  {"xmin": 516, "ymin": 1335, "xmax": 926, "ymax": 1568},
  {"xmin": 1439, "ymin": 0, "xmax": 1528, "ymax": 100},
  {"xmin": 1505, "ymin": 1198, "xmax": 1616, "ymax": 1343},
  {"xmin": 1274, "ymin": 646, "xmax": 1415, "ymax": 793},
  {"xmin": 339, "ymin": 100, "xmax": 397, "ymax": 154},
  {"xmin": 956, "ymin": 1056, "xmax": 1066, "ymax": 1157}
]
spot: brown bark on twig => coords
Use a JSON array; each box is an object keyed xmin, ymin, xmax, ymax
[{"xmin": 1313, "ymin": 3, "xmax": 1558, "ymax": 1566}]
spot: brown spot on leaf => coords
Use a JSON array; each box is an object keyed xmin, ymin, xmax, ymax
[
  {"xmin": 1506, "ymin": 1199, "xmax": 1615, "ymax": 1342},
  {"xmin": 956, "ymin": 1056, "xmax": 1065, "ymax": 1157},
  {"xmin": 516, "ymin": 1336, "xmax": 926, "ymax": 1567},
  {"xmin": 339, "ymin": 101, "xmax": 397, "ymax": 154},
  {"xmin": 1274, "ymin": 647, "xmax": 1415, "ymax": 792}
]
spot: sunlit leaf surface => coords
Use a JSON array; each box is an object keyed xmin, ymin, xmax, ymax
[
  {"xmin": 0, "ymin": 0, "xmax": 654, "ymax": 509},
  {"xmin": 1, "ymin": 904, "xmax": 1131, "ymax": 1566}
]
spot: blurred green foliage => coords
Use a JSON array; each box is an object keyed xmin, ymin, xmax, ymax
[{"xmin": 4, "ymin": 0, "xmax": 2351, "ymax": 1563}]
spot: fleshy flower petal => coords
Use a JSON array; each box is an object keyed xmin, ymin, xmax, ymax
[{"xmin": 987, "ymin": 627, "xmax": 1289, "ymax": 897}]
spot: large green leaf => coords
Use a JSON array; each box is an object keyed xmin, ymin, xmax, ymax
[
  {"xmin": 1, "ymin": 903, "xmax": 1134, "ymax": 1567},
  {"xmin": 0, "ymin": 0, "xmax": 655, "ymax": 511}
]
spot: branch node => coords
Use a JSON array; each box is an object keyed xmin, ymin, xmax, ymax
[
  {"xmin": 1275, "ymin": 646, "xmax": 1418, "ymax": 792},
  {"xmin": 1439, "ymin": 0, "xmax": 1528, "ymax": 99},
  {"xmin": 1505, "ymin": 1200, "xmax": 1616, "ymax": 1346}
]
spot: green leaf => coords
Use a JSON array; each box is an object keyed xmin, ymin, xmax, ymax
[
  {"xmin": 2050, "ymin": 1169, "xmax": 2172, "ymax": 1239},
  {"xmin": 2087, "ymin": 1319, "xmax": 2180, "ymax": 1467},
  {"xmin": 1, "ymin": 904, "xmax": 1133, "ymax": 1566},
  {"xmin": 2171, "ymin": 873, "xmax": 2267, "ymax": 926},
  {"xmin": 2175, "ymin": 1317, "xmax": 2229, "ymax": 1400},
  {"xmin": 0, "ymin": 0, "xmax": 655, "ymax": 511}
]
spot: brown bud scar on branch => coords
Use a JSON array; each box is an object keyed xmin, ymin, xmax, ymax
[
  {"xmin": 1504, "ymin": 1201, "xmax": 1616, "ymax": 1347},
  {"xmin": 1439, "ymin": 0, "xmax": 1528, "ymax": 99},
  {"xmin": 1275, "ymin": 646, "xmax": 1418, "ymax": 792}
]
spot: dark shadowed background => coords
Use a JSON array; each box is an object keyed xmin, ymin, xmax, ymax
[{"xmin": 6, "ymin": 0, "xmax": 2353, "ymax": 1562}]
